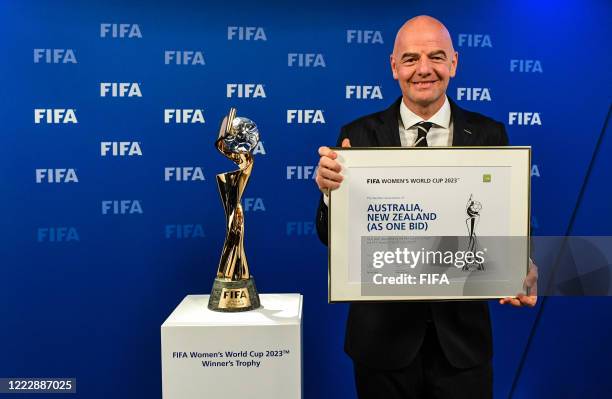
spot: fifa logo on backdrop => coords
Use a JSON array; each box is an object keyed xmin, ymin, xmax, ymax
[
  {"xmin": 457, "ymin": 34, "xmax": 492, "ymax": 47},
  {"xmin": 101, "ymin": 142, "xmax": 142, "ymax": 157},
  {"xmin": 34, "ymin": 109, "xmax": 77, "ymax": 124},
  {"xmin": 100, "ymin": 23, "xmax": 142, "ymax": 38},
  {"xmin": 346, "ymin": 85, "xmax": 383, "ymax": 99},
  {"xmin": 508, "ymin": 112, "xmax": 542, "ymax": 126},
  {"xmin": 165, "ymin": 224, "xmax": 205, "ymax": 239},
  {"xmin": 243, "ymin": 198, "xmax": 266, "ymax": 212},
  {"xmin": 37, "ymin": 227, "xmax": 79, "ymax": 242},
  {"xmin": 286, "ymin": 166, "xmax": 317, "ymax": 180},
  {"xmin": 227, "ymin": 26, "xmax": 267, "ymax": 41},
  {"xmin": 164, "ymin": 51, "xmax": 205, "ymax": 65},
  {"xmin": 510, "ymin": 59, "xmax": 543, "ymax": 73},
  {"xmin": 33, "ymin": 49, "xmax": 77, "ymax": 64},
  {"xmin": 286, "ymin": 222, "xmax": 316, "ymax": 236},
  {"xmin": 36, "ymin": 169, "xmax": 78, "ymax": 183},
  {"xmin": 346, "ymin": 30, "xmax": 383, "ymax": 44},
  {"xmin": 249, "ymin": 142, "xmax": 267, "ymax": 155},
  {"xmin": 287, "ymin": 110, "xmax": 325, "ymax": 124},
  {"xmin": 164, "ymin": 167, "xmax": 205, "ymax": 181},
  {"xmin": 288, "ymin": 53, "xmax": 326, "ymax": 67},
  {"xmin": 227, "ymin": 84, "xmax": 266, "ymax": 98},
  {"xmin": 456, "ymin": 88, "xmax": 491, "ymax": 101},
  {"xmin": 164, "ymin": 109, "xmax": 205, "ymax": 123},
  {"xmin": 100, "ymin": 83, "xmax": 142, "ymax": 97},
  {"xmin": 101, "ymin": 200, "xmax": 143, "ymax": 215}
]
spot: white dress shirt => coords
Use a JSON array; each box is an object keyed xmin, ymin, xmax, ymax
[{"xmin": 399, "ymin": 96, "xmax": 453, "ymax": 147}]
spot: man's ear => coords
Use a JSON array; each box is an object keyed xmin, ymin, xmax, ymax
[
  {"xmin": 450, "ymin": 51, "xmax": 458, "ymax": 78},
  {"xmin": 390, "ymin": 54, "xmax": 398, "ymax": 80}
]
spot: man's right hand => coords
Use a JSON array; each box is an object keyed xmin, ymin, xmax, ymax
[{"xmin": 315, "ymin": 138, "xmax": 351, "ymax": 194}]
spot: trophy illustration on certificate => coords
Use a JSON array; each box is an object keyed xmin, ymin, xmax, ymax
[
  {"xmin": 463, "ymin": 194, "xmax": 484, "ymax": 271},
  {"xmin": 208, "ymin": 108, "xmax": 261, "ymax": 312}
]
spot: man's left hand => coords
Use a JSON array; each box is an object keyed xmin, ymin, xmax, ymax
[{"xmin": 499, "ymin": 258, "xmax": 538, "ymax": 307}]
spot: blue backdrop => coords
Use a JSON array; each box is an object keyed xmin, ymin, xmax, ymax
[{"xmin": 1, "ymin": 0, "xmax": 611, "ymax": 398}]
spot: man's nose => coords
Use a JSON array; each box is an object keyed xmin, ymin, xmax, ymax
[{"xmin": 416, "ymin": 57, "xmax": 433, "ymax": 75}]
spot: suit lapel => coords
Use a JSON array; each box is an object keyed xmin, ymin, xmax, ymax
[
  {"xmin": 376, "ymin": 96, "xmax": 402, "ymax": 147},
  {"xmin": 450, "ymin": 98, "xmax": 475, "ymax": 147}
]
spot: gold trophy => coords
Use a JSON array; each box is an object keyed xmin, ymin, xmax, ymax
[{"xmin": 208, "ymin": 108, "xmax": 261, "ymax": 312}]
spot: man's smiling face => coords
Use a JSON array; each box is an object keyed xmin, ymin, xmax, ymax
[{"xmin": 390, "ymin": 16, "xmax": 458, "ymax": 111}]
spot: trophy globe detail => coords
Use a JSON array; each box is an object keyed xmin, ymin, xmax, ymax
[{"xmin": 208, "ymin": 108, "xmax": 261, "ymax": 312}]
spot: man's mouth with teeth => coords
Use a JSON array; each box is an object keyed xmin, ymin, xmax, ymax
[{"xmin": 412, "ymin": 80, "xmax": 438, "ymax": 87}]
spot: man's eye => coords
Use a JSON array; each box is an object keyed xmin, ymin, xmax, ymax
[{"xmin": 404, "ymin": 58, "xmax": 416, "ymax": 63}]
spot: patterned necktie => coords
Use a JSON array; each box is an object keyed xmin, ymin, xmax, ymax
[{"xmin": 414, "ymin": 121, "xmax": 434, "ymax": 147}]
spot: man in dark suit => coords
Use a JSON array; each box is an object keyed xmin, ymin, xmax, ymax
[{"xmin": 315, "ymin": 16, "xmax": 536, "ymax": 399}]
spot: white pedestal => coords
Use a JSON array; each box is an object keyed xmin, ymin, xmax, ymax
[{"xmin": 161, "ymin": 294, "xmax": 302, "ymax": 399}]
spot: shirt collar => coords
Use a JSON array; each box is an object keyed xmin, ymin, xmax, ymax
[{"xmin": 399, "ymin": 96, "xmax": 451, "ymax": 129}]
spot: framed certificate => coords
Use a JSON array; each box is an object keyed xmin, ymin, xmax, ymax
[{"xmin": 328, "ymin": 147, "xmax": 531, "ymax": 302}]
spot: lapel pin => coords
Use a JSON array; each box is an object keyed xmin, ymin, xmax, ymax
[{"xmin": 464, "ymin": 128, "xmax": 473, "ymax": 135}]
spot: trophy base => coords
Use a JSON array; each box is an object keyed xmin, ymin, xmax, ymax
[{"xmin": 208, "ymin": 277, "xmax": 261, "ymax": 312}]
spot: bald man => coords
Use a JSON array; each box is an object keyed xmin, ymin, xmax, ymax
[{"xmin": 315, "ymin": 16, "xmax": 534, "ymax": 399}]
